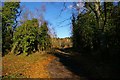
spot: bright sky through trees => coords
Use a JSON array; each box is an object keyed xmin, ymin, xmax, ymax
[{"xmin": 20, "ymin": 2, "xmax": 75, "ymax": 38}]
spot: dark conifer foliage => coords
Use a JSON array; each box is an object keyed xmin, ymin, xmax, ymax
[{"xmin": 72, "ymin": 2, "xmax": 120, "ymax": 56}]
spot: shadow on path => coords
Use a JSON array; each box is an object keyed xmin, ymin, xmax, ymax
[
  {"xmin": 51, "ymin": 48, "xmax": 120, "ymax": 80},
  {"xmin": 50, "ymin": 48, "xmax": 92, "ymax": 80}
]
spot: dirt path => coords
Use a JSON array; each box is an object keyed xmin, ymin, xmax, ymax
[
  {"xmin": 2, "ymin": 52, "xmax": 85, "ymax": 79},
  {"xmin": 23, "ymin": 54, "xmax": 81, "ymax": 79},
  {"xmin": 47, "ymin": 57, "xmax": 80, "ymax": 79},
  {"xmin": 3, "ymin": 49, "xmax": 120, "ymax": 79}
]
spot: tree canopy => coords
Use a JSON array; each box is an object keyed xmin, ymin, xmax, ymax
[
  {"xmin": 11, "ymin": 19, "xmax": 51, "ymax": 56},
  {"xmin": 72, "ymin": 2, "xmax": 120, "ymax": 57},
  {"xmin": 2, "ymin": 2, "xmax": 21, "ymax": 56}
]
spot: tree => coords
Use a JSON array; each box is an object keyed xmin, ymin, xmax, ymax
[
  {"xmin": 11, "ymin": 19, "xmax": 39, "ymax": 55},
  {"xmin": 0, "ymin": 5, "xmax": 1, "ymax": 54},
  {"xmin": 2, "ymin": 2, "xmax": 21, "ymax": 56},
  {"xmin": 72, "ymin": 11, "xmax": 95, "ymax": 52},
  {"xmin": 11, "ymin": 19, "xmax": 51, "ymax": 55},
  {"xmin": 38, "ymin": 22, "xmax": 51, "ymax": 51},
  {"xmin": 19, "ymin": 5, "xmax": 33, "ymax": 24},
  {"xmin": 72, "ymin": 2, "xmax": 120, "ymax": 56}
]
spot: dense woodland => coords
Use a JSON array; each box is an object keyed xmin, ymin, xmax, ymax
[
  {"xmin": 1, "ymin": 1, "xmax": 120, "ymax": 79},
  {"xmin": 72, "ymin": 2, "xmax": 120, "ymax": 59}
]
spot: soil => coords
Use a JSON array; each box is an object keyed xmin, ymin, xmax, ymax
[{"xmin": 47, "ymin": 57, "xmax": 80, "ymax": 79}]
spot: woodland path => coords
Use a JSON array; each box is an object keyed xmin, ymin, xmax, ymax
[
  {"xmin": 2, "ymin": 50, "xmax": 87, "ymax": 79},
  {"xmin": 24, "ymin": 50, "xmax": 83, "ymax": 79},
  {"xmin": 3, "ymin": 50, "xmax": 120, "ymax": 80}
]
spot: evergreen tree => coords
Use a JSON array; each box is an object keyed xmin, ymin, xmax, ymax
[
  {"xmin": 38, "ymin": 22, "xmax": 51, "ymax": 51},
  {"xmin": 11, "ymin": 19, "xmax": 38, "ymax": 55},
  {"xmin": 12, "ymin": 19, "xmax": 51, "ymax": 55},
  {"xmin": 2, "ymin": 2, "xmax": 21, "ymax": 56}
]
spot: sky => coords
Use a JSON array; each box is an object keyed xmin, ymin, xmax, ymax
[{"xmin": 20, "ymin": 2, "xmax": 74, "ymax": 38}]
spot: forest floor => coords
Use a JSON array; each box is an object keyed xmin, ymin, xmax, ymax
[
  {"xmin": 2, "ymin": 52, "xmax": 54, "ymax": 78},
  {"xmin": 2, "ymin": 48, "xmax": 120, "ymax": 79},
  {"xmin": 2, "ymin": 50, "xmax": 85, "ymax": 79}
]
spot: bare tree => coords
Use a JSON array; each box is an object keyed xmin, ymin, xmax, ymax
[
  {"xmin": 18, "ymin": 5, "xmax": 33, "ymax": 25},
  {"xmin": 35, "ymin": 4, "xmax": 46, "ymax": 26}
]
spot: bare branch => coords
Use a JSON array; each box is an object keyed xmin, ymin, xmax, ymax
[
  {"xmin": 58, "ymin": 22, "xmax": 72, "ymax": 28},
  {"xmin": 58, "ymin": 17, "xmax": 72, "ymax": 25},
  {"xmin": 57, "ymin": 2, "xmax": 67, "ymax": 18}
]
